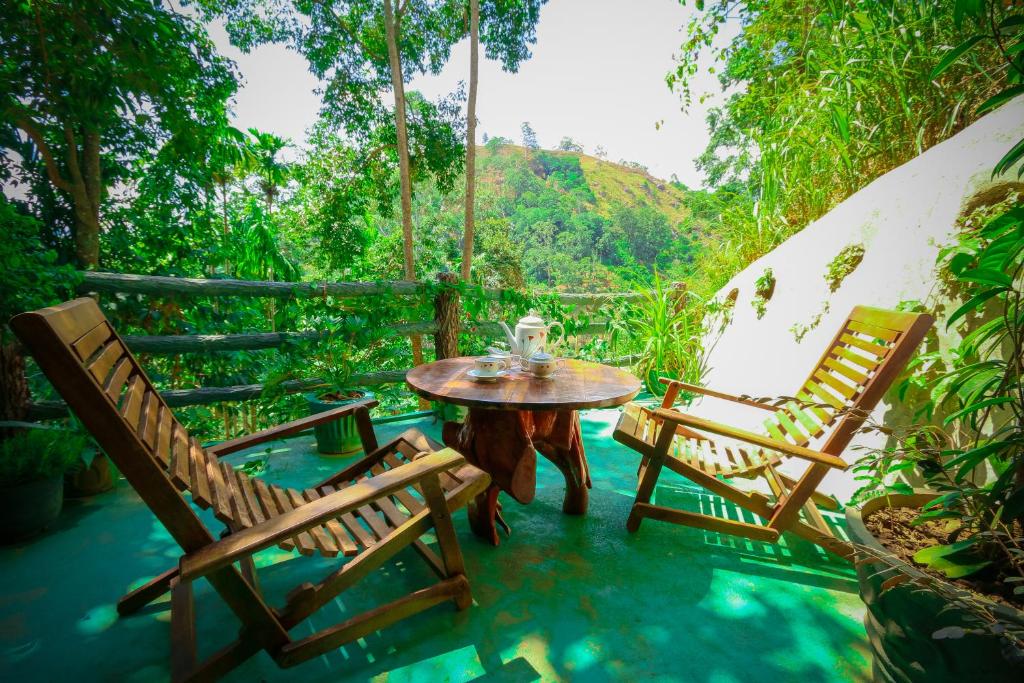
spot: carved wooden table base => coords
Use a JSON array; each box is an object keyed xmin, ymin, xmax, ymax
[{"xmin": 442, "ymin": 408, "xmax": 590, "ymax": 545}]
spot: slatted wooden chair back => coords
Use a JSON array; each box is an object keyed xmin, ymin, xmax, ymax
[
  {"xmin": 758, "ymin": 306, "xmax": 933, "ymax": 459},
  {"xmin": 11, "ymin": 298, "xmax": 227, "ymax": 554}
]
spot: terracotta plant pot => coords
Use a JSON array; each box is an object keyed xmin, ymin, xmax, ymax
[
  {"xmin": 64, "ymin": 452, "xmax": 115, "ymax": 498},
  {"xmin": 304, "ymin": 390, "xmax": 373, "ymax": 456},
  {"xmin": 846, "ymin": 491, "xmax": 1024, "ymax": 682},
  {"xmin": 0, "ymin": 474, "xmax": 64, "ymax": 544}
]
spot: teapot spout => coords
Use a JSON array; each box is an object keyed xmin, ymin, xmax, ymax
[{"xmin": 498, "ymin": 321, "xmax": 519, "ymax": 354}]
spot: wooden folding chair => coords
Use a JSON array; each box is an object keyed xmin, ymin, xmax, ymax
[
  {"xmin": 613, "ymin": 306, "xmax": 933, "ymax": 560},
  {"xmin": 11, "ymin": 298, "xmax": 491, "ymax": 681}
]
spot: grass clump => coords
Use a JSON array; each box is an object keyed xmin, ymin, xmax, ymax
[{"xmin": 0, "ymin": 429, "xmax": 86, "ymax": 487}]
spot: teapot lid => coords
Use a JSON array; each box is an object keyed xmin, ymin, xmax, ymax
[{"xmin": 519, "ymin": 309, "xmax": 544, "ymax": 326}]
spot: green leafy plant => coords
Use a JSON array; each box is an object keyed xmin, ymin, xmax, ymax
[
  {"xmin": 610, "ymin": 274, "xmax": 710, "ymax": 395},
  {"xmin": 825, "ymin": 244, "xmax": 866, "ymax": 292},
  {"xmin": 752, "ymin": 268, "xmax": 775, "ymax": 319},
  {"xmin": 0, "ymin": 429, "xmax": 85, "ymax": 487},
  {"xmin": 852, "ymin": 201, "xmax": 1024, "ymax": 605},
  {"xmin": 930, "ymin": 1, "xmax": 1024, "ymax": 177}
]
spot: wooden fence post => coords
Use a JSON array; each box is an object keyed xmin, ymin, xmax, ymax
[{"xmin": 434, "ymin": 271, "xmax": 460, "ymax": 360}]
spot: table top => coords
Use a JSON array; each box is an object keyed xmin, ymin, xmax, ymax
[{"xmin": 406, "ymin": 357, "xmax": 641, "ymax": 411}]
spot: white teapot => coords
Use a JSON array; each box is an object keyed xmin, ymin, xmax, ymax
[{"xmin": 499, "ymin": 309, "xmax": 564, "ymax": 358}]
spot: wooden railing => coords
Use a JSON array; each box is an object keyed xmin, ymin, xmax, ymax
[{"xmin": 29, "ymin": 272, "xmax": 639, "ymax": 419}]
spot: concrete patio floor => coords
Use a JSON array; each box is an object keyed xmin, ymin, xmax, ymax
[{"xmin": 0, "ymin": 409, "xmax": 871, "ymax": 682}]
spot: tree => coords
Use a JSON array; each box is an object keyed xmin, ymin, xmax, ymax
[
  {"xmin": 594, "ymin": 145, "xmax": 608, "ymax": 159},
  {"xmin": 209, "ymin": 124, "xmax": 253, "ymax": 274},
  {"xmin": 558, "ymin": 136, "xmax": 583, "ymax": 152},
  {"xmin": 461, "ymin": 0, "xmax": 544, "ymax": 282},
  {"xmin": 521, "ymin": 121, "xmax": 539, "ymax": 149},
  {"xmin": 214, "ymin": 0, "xmax": 467, "ymax": 371},
  {"xmin": 1, "ymin": 0, "xmax": 237, "ymax": 268},
  {"xmin": 461, "ymin": 0, "xmax": 481, "ymax": 282},
  {"xmin": 246, "ymin": 129, "xmax": 290, "ymax": 215}
]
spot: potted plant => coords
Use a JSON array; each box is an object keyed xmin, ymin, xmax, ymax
[
  {"xmin": 267, "ymin": 323, "xmax": 373, "ymax": 457},
  {"xmin": 0, "ymin": 427, "xmax": 86, "ymax": 543},
  {"xmin": 0, "ymin": 203, "xmax": 106, "ymax": 495},
  {"xmin": 304, "ymin": 388, "xmax": 374, "ymax": 456},
  {"xmin": 847, "ymin": 201, "xmax": 1024, "ymax": 680}
]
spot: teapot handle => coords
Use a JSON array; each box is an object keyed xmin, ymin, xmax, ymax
[{"xmin": 547, "ymin": 321, "xmax": 565, "ymax": 351}]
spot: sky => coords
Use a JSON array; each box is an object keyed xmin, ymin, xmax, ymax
[{"xmin": 212, "ymin": 0, "xmax": 733, "ymax": 187}]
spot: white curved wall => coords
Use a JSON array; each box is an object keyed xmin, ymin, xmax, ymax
[{"xmin": 692, "ymin": 97, "xmax": 1024, "ymax": 500}]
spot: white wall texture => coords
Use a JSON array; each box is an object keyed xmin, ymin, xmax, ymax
[{"xmin": 690, "ymin": 97, "xmax": 1024, "ymax": 501}]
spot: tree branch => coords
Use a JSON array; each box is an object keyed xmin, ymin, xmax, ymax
[
  {"xmin": 14, "ymin": 116, "xmax": 71, "ymax": 193},
  {"xmin": 315, "ymin": 0, "xmax": 386, "ymax": 62}
]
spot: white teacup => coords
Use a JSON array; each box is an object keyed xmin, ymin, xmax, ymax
[
  {"xmin": 474, "ymin": 356, "xmax": 504, "ymax": 377},
  {"xmin": 523, "ymin": 352, "xmax": 562, "ymax": 378},
  {"xmin": 485, "ymin": 347, "xmax": 515, "ymax": 370}
]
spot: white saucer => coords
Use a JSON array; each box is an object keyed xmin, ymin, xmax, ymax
[{"xmin": 467, "ymin": 369, "xmax": 507, "ymax": 382}]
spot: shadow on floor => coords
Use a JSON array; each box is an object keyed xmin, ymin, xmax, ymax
[{"xmin": 0, "ymin": 412, "xmax": 870, "ymax": 682}]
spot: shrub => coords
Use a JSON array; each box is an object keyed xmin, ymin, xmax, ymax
[{"xmin": 0, "ymin": 429, "xmax": 86, "ymax": 487}]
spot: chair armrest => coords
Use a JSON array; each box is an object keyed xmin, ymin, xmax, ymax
[
  {"xmin": 653, "ymin": 408, "xmax": 847, "ymax": 470},
  {"xmin": 206, "ymin": 398, "xmax": 379, "ymax": 457},
  {"xmin": 658, "ymin": 378, "xmax": 777, "ymax": 412},
  {"xmin": 179, "ymin": 448, "xmax": 465, "ymax": 581}
]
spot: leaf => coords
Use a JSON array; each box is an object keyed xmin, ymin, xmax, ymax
[
  {"xmin": 931, "ymin": 35, "xmax": 987, "ymax": 79},
  {"xmin": 994, "ymin": 136, "xmax": 1024, "ymax": 178},
  {"xmin": 943, "ymin": 397, "xmax": 1015, "ymax": 426},
  {"xmin": 976, "ymin": 85, "xmax": 1024, "ymax": 115},
  {"xmin": 932, "ymin": 626, "xmax": 966, "ymax": 640},
  {"xmin": 957, "ymin": 267, "xmax": 1012, "ymax": 287},
  {"xmin": 946, "ymin": 288, "xmax": 1002, "ymax": 328},
  {"xmin": 914, "ymin": 539, "xmax": 991, "ymax": 578},
  {"xmin": 947, "ymin": 441, "xmax": 1010, "ymax": 481}
]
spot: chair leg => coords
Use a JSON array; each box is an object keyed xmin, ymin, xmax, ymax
[
  {"xmin": 628, "ymin": 453, "xmax": 666, "ymax": 533},
  {"xmin": 628, "ymin": 425, "xmax": 675, "ymax": 533},
  {"xmin": 421, "ymin": 474, "xmax": 472, "ymax": 610},
  {"xmin": 240, "ymin": 556, "xmax": 262, "ymax": 597},
  {"xmin": 170, "ymin": 578, "xmax": 196, "ymax": 683},
  {"xmin": 118, "ymin": 567, "xmax": 178, "ymax": 615}
]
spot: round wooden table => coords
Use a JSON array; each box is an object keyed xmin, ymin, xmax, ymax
[{"xmin": 407, "ymin": 357, "xmax": 641, "ymax": 544}]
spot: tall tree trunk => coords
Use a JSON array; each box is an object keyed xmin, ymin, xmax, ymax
[
  {"xmin": 221, "ymin": 180, "xmax": 231, "ymax": 275},
  {"xmin": 460, "ymin": 0, "xmax": 479, "ymax": 283},
  {"xmin": 383, "ymin": 0, "xmax": 416, "ymax": 283},
  {"xmin": 383, "ymin": 0, "xmax": 427, "ymax": 381},
  {"xmin": 71, "ymin": 129, "xmax": 102, "ymax": 269},
  {"xmin": 0, "ymin": 342, "xmax": 29, "ymax": 435}
]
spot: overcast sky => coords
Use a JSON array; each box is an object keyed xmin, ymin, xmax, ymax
[{"xmin": 211, "ymin": 0, "xmax": 734, "ymax": 187}]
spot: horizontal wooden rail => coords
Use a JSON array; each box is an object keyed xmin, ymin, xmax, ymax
[
  {"xmin": 27, "ymin": 371, "xmax": 405, "ymax": 419},
  {"xmin": 79, "ymin": 271, "xmax": 424, "ymax": 299},
  {"xmin": 28, "ymin": 354, "xmax": 638, "ymax": 418},
  {"xmin": 78, "ymin": 271, "xmax": 643, "ymax": 307},
  {"xmin": 121, "ymin": 321, "xmax": 609, "ymax": 354}
]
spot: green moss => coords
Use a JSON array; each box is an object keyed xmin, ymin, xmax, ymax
[
  {"xmin": 824, "ymin": 244, "xmax": 865, "ymax": 292},
  {"xmin": 752, "ymin": 268, "xmax": 775, "ymax": 319}
]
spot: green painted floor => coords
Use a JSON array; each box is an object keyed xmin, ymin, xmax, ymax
[{"xmin": 0, "ymin": 410, "xmax": 871, "ymax": 682}]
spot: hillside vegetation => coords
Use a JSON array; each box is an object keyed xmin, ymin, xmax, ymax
[{"xmin": 368, "ymin": 141, "xmax": 720, "ymax": 292}]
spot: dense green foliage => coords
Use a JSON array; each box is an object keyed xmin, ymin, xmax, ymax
[
  {"xmin": 670, "ymin": 0, "xmax": 1017, "ymax": 298},
  {"xmin": 1, "ymin": 0, "xmax": 237, "ymax": 267},
  {"xmin": 852, "ymin": 197, "xmax": 1024, "ymax": 608},
  {"xmin": 0, "ymin": 428, "xmax": 85, "ymax": 486}
]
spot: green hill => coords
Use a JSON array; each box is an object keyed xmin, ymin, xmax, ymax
[{"xmin": 465, "ymin": 142, "xmax": 712, "ymax": 290}]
